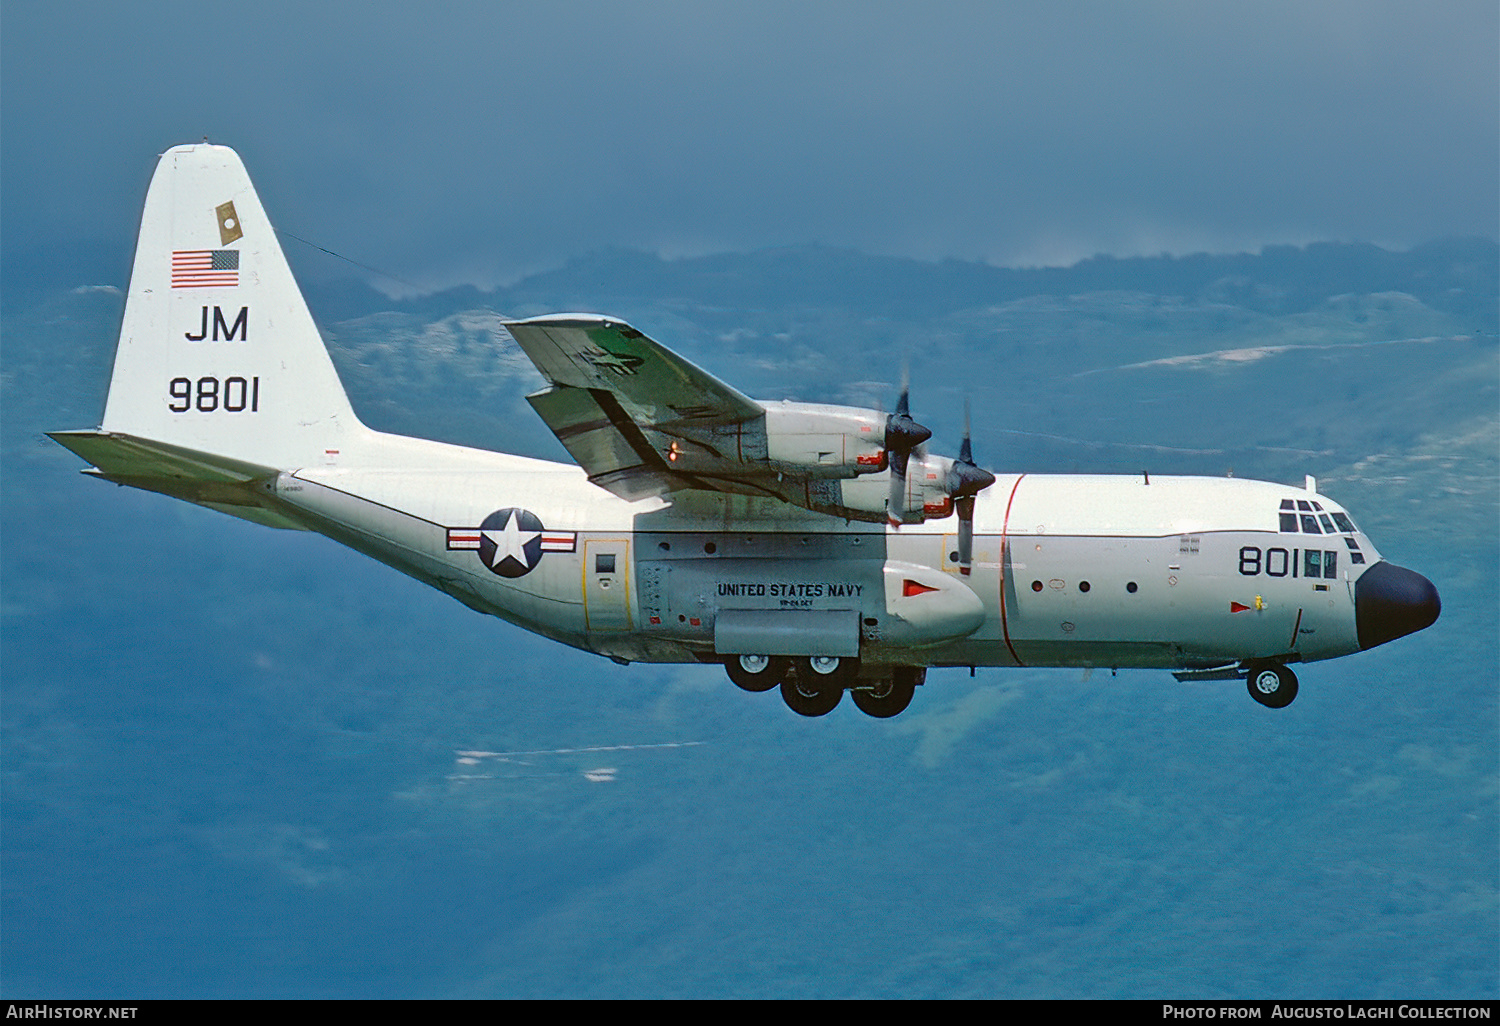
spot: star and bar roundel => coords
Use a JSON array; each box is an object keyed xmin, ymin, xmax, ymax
[{"xmin": 446, "ymin": 508, "xmax": 576, "ymax": 578}]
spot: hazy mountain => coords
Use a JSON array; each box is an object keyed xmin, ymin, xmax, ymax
[{"xmin": 3, "ymin": 242, "xmax": 1495, "ymax": 998}]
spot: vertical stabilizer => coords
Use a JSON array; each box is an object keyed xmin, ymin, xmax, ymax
[{"xmin": 98, "ymin": 143, "xmax": 362, "ymax": 468}]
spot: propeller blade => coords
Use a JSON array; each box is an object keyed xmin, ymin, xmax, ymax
[
  {"xmin": 956, "ymin": 495, "xmax": 976, "ymax": 575},
  {"xmin": 888, "ymin": 445, "xmax": 912, "ymax": 526},
  {"xmin": 884, "ymin": 371, "xmax": 932, "ymax": 526},
  {"xmin": 949, "ymin": 398, "xmax": 995, "ymax": 574}
]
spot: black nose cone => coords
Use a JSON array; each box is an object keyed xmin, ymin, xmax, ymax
[{"xmin": 1356, "ymin": 561, "xmax": 1441, "ymax": 650}]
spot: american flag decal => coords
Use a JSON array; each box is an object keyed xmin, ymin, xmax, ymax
[{"xmin": 171, "ymin": 249, "xmax": 239, "ymax": 288}]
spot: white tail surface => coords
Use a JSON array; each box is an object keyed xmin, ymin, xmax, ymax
[{"xmin": 100, "ymin": 143, "xmax": 363, "ymax": 469}]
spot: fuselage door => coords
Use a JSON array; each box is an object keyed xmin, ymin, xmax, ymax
[{"xmin": 584, "ymin": 538, "xmax": 632, "ymax": 631}]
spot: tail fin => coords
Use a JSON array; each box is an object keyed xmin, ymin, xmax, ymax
[{"xmin": 95, "ymin": 143, "xmax": 362, "ymax": 469}]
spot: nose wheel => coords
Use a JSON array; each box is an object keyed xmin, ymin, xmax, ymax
[{"xmin": 1246, "ymin": 662, "xmax": 1298, "ymax": 708}]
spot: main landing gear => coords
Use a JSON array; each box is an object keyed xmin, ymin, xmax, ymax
[
  {"xmin": 724, "ymin": 654, "xmax": 787, "ymax": 693},
  {"xmin": 724, "ymin": 656, "xmax": 924, "ymax": 718},
  {"xmin": 849, "ymin": 668, "xmax": 922, "ymax": 718},
  {"xmin": 1245, "ymin": 660, "xmax": 1299, "ymax": 708}
]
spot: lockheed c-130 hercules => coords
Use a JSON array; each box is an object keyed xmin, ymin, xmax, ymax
[{"xmin": 51, "ymin": 144, "xmax": 1441, "ymax": 718}]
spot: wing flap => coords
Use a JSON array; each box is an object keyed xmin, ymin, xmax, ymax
[{"xmin": 526, "ymin": 386, "xmax": 675, "ymax": 500}]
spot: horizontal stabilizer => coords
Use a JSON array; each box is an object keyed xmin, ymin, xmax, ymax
[{"xmin": 49, "ymin": 429, "xmax": 308, "ymax": 530}]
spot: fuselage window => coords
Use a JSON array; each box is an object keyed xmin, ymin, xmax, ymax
[
  {"xmin": 1280, "ymin": 512, "xmax": 1299, "ymax": 532},
  {"xmin": 595, "ymin": 553, "xmax": 617, "ymax": 574},
  {"xmin": 1296, "ymin": 500, "xmax": 1312, "ymax": 512},
  {"xmin": 1319, "ymin": 514, "xmax": 1336, "ymax": 533},
  {"xmin": 1323, "ymin": 550, "xmax": 1337, "ymax": 579},
  {"xmin": 1350, "ymin": 552, "xmax": 1366, "ymax": 565},
  {"xmin": 1280, "ymin": 499, "xmax": 1296, "ymax": 511},
  {"xmin": 1300, "ymin": 514, "xmax": 1322, "ymax": 534},
  {"xmin": 1331, "ymin": 512, "xmax": 1356, "ymax": 533}
]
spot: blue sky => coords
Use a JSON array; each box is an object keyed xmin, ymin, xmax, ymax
[{"xmin": 4, "ymin": 1, "xmax": 1497, "ymax": 293}]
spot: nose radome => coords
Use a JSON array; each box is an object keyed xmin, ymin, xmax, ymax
[{"xmin": 1356, "ymin": 561, "xmax": 1441, "ymax": 651}]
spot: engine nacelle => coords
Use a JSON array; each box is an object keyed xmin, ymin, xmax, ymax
[
  {"xmin": 799, "ymin": 451, "xmax": 958, "ymax": 525},
  {"xmin": 896, "ymin": 451, "xmax": 957, "ymax": 521},
  {"xmin": 757, "ymin": 401, "xmax": 889, "ymax": 478}
]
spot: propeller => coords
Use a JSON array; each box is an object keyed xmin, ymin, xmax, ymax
[
  {"xmin": 947, "ymin": 399, "xmax": 996, "ymax": 576},
  {"xmin": 884, "ymin": 367, "xmax": 932, "ymax": 526}
]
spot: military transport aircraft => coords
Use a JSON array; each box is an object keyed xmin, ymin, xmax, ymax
[{"xmin": 51, "ymin": 144, "xmax": 1441, "ymax": 718}]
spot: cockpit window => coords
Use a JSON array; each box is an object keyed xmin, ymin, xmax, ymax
[{"xmin": 1279, "ymin": 502, "xmax": 1359, "ymax": 536}]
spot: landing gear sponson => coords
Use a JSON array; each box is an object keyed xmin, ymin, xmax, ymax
[{"xmin": 726, "ymin": 655, "xmax": 924, "ymax": 718}]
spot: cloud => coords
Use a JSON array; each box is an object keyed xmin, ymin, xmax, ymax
[{"xmin": 4, "ymin": 1, "xmax": 1495, "ymax": 292}]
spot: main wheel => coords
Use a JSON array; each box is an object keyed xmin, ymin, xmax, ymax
[
  {"xmin": 795, "ymin": 655, "xmax": 858, "ymax": 688},
  {"xmin": 724, "ymin": 654, "xmax": 787, "ymax": 693},
  {"xmin": 850, "ymin": 674, "xmax": 917, "ymax": 718},
  {"xmin": 1246, "ymin": 662, "xmax": 1299, "ymax": 708},
  {"xmin": 780, "ymin": 675, "xmax": 843, "ymax": 717}
]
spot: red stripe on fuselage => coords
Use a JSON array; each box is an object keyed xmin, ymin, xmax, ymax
[{"xmin": 998, "ymin": 474, "xmax": 1027, "ymax": 667}]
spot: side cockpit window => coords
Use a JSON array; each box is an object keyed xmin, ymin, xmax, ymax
[{"xmin": 1303, "ymin": 549, "xmax": 1338, "ymax": 579}]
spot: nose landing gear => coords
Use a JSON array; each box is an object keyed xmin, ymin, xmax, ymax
[{"xmin": 1246, "ymin": 661, "xmax": 1299, "ymax": 708}]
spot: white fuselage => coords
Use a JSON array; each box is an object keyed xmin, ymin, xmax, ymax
[{"xmin": 266, "ymin": 427, "xmax": 1373, "ymax": 672}]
